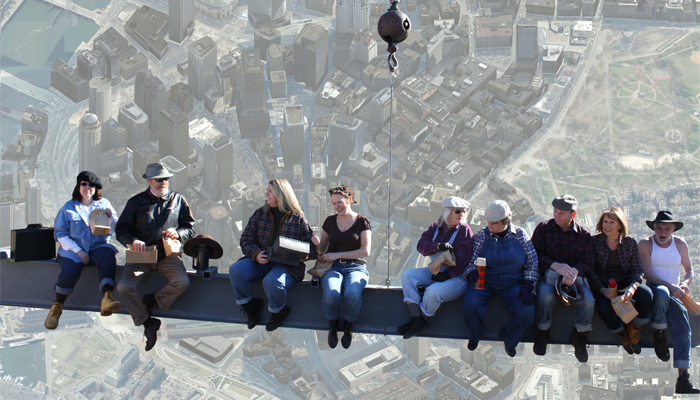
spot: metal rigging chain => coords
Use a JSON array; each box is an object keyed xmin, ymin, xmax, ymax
[
  {"xmin": 383, "ymin": 71, "xmax": 395, "ymax": 336},
  {"xmin": 378, "ymin": 0, "xmax": 409, "ymax": 337}
]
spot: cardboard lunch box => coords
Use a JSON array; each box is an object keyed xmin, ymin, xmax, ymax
[
  {"xmin": 163, "ymin": 237, "xmax": 183, "ymax": 257},
  {"xmin": 126, "ymin": 245, "xmax": 158, "ymax": 264},
  {"xmin": 89, "ymin": 209, "xmax": 111, "ymax": 235}
]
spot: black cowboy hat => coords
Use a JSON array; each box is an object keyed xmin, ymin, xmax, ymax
[
  {"xmin": 646, "ymin": 210, "xmax": 683, "ymax": 231},
  {"xmin": 183, "ymin": 234, "xmax": 224, "ymax": 259}
]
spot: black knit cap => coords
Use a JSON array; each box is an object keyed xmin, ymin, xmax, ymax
[{"xmin": 76, "ymin": 171, "xmax": 102, "ymax": 189}]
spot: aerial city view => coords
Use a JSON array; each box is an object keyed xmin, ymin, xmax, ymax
[{"xmin": 0, "ymin": 0, "xmax": 699, "ymax": 398}]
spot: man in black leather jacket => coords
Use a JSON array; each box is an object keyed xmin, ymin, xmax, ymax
[{"xmin": 116, "ymin": 162, "xmax": 195, "ymax": 351}]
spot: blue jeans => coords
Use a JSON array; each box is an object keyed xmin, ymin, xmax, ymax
[
  {"xmin": 650, "ymin": 283, "xmax": 691, "ymax": 368},
  {"xmin": 592, "ymin": 282, "xmax": 652, "ymax": 333},
  {"xmin": 462, "ymin": 274, "xmax": 535, "ymax": 349},
  {"xmin": 536, "ymin": 278, "xmax": 595, "ymax": 332},
  {"xmin": 55, "ymin": 247, "xmax": 116, "ymax": 295},
  {"xmin": 321, "ymin": 261, "xmax": 369, "ymax": 322},
  {"xmin": 402, "ymin": 266, "xmax": 468, "ymax": 316},
  {"xmin": 229, "ymin": 258, "xmax": 298, "ymax": 313}
]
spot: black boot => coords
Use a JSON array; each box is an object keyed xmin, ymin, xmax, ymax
[
  {"xmin": 533, "ymin": 329, "xmax": 550, "ymax": 356},
  {"xmin": 241, "ymin": 299, "xmax": 263, "ymax": 329},
  {"xmin": 654, "ymin": 330, "xmax": 670, "ymax": 362},
  {"xmin": 266, "ymin": 306, "xmax": 290, "ymax": 331},
  {"xmin": 397, "ymin": 319, "xmax": 412, "ymax": 336},
  {"xmin": 570, "ymin": 329, "xmax": 590, "ymax": 363},
  {"xmin": 403, "ymin": 317, "xmax": 429, "ymax": 339},
  {"xmin": 328, "ymin": 319, "xmax": 339, "ymax": 348},
  {"xmin": 341, "ymin": 320, "xmax": 354, "ymax": 349},
  {"xmin": 676, "ymin": 371, "xmax": 700, "ymax": 394}
]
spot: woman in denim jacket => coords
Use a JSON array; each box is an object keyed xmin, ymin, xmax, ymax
[{"xmin": 45, "ymin": 171, "xmax": 120, "ymax": 330}]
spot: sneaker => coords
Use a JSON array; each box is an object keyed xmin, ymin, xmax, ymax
[
  {"xmin": 654, "ymin": 330, "xmax": 670, "ymax": 362},
  {"xmin": 144, "ymin": 318, "xmax": 161, "ymax": 351},
  {"xmin": 626, "ymin": 323, "xmax": 642, "ymax": 355},
  {"xmin": 143, "ymin": 294, "xmax": 157, "ymax": 317},
  {"xmin": 266, "ymin": 306, "xmax": 290, "ymax": 332},
  {"xmin": 676, "ymin": 371, "xmax": 700, "ymax": 394},
  {"xmin": 402, "ymin": 317, "xmax": 429, "ymax": 339},
  {"xmin": 241, "ymin": 299, "xmax": 263, "ymax": 330},
  {"xmin": 533, "ymin": 329, "xmax": 550, "ymax": 356},
  {"xmin": 100, "ymin": 291, "xmax": 122, "ymax": 316},
  {"xmin": 616, "ymin": 330, "xmax": 634, "ymax": 355},
  {"xmin": 570, "ymin": 329, "xmax": 589, "ymax": 363},
  {"xmin": 44, "ymin": 302, "xmax": 63, "ymax": 330}
]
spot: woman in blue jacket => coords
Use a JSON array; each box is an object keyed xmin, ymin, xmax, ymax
[{"xmin": 45, "ymin": 171, "xmax": 121, "ymax": 329}]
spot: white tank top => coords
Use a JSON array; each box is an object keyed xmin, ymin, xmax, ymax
[{"xmin": 650, "ymin": 236, "xmax": 682, "ymax": 286}]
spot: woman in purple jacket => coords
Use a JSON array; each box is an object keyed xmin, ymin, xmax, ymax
[{"xmin": 398, "ymin": 196, "xmax": 473, "ymax": 339}]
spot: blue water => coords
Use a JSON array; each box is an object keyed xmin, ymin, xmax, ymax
[
  {"xmin": 72, "ymin": 0, "xmax": 111, "ymax": 11},
  {"xmin": 0, "ymin": 0, "xmax": 100, "ymax": 88},
  {"xmin": 0, "ymin": 341, "xmax": 47, "ymax": 388}
]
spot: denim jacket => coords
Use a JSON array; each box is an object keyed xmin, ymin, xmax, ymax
[{"xmin": 54, "ymin": 198, "xmax": 118, "ymax": 263}]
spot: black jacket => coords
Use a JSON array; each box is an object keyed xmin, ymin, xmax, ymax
[{"xmin": 116, "ymin": 189, "xmax": 195, "ymax": 260}]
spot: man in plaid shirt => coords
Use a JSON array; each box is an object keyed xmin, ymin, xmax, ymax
[{"xmin": 531, "ymin": 194, "xmax": 595, "ymax": 363}]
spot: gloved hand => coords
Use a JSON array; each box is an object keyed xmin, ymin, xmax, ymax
[
  {"xmin": 437, "ymin": 243, "xmax": 454, "ymax": 252},
  {"xmin": 518, "ymin": 281, "xmax": 535, "ymax": 306},
  {"xmin": 431, "ymin": 271, "xmax": 450, "ymax": 282},
  {"xmin": 465, "ymin": 270, "xmax": 479, "ymax": 283}
]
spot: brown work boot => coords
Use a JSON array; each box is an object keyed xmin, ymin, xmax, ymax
[
  {"xmin": 616, "ymin": 329, "xmax": 634, "ymax": 355},
  {"xmin": 44, "ymin": 302, "xmax": 63, "ymax": 330},
  {"xmin": 100, "ymin": 291, "xmax": 122, "ymax": 316},
  {"xmin": 626, "ymin": 322, "xmax": 642, "ymax": 354}
]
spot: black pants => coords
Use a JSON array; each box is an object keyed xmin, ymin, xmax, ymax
[{"xmin": 592, "ymin": 280, "xmax": 653, "ymax": 332}]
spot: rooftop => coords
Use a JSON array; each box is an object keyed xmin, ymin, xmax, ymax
[
  {"xmin": 284, "ymin": 105, "xmax": 304, "ymax": 125},
  {"xmin": 189, "ymin": 36, "xmax": 217, "ymax": 57}
]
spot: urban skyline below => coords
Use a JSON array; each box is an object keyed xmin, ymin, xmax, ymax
[{"xmin": 1, "ymin": 0, "xmax": 700, "ymax": 399}]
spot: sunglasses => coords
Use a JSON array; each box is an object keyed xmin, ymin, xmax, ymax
[
  {"xmin": 452, "ymin": 209, "xmax": 464, "ymax": 215},
  {"xmin": 154, "ymin": 177, "xmax": 169, "ymax": 182},
  {"xmin": 80, "ymin": 182, "xmax": 97, "ymax": 188}
]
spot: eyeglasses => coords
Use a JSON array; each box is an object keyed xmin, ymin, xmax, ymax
[
  {"xmin": 80, "ymin": 182, "xmax": 96, "ymax": 188},
  {"xmin": 453, "ymin": 209, "xmax": 464, "ymax": 215},
  {"xmin": 154, "ymin": 177, "xmax": 169, "ymax": 182}
]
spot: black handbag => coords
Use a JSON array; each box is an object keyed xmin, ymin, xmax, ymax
[
  {"xmin": 11, "ymin": 224, "xmax": 56, "ymax": 262},
  {"xmin": 267, "ymin": 236, "xmax": 310, "ymax": 267}
]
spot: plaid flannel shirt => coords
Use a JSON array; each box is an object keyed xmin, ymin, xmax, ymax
[
  {"xmin": 240, "ymin": 206, "xmax": 317, "ymax": 282},
  {"xmin": 463, "ymin": 224, "xmax": 539, "ymax": 283},
  {"xmin": 531, "ymin": 218, "xmax": 594, "ymax": 278},
  {"xmin": 588, "ymin": 233, "xmax": 644, "ymax": 293}
]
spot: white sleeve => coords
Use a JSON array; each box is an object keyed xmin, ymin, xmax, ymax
[{"xmin": 57, "ymin": 236, "xmax": 83, "ymax": 253}]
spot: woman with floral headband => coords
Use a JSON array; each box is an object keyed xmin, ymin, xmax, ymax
[{"xmin": 313, "ymin": 185, "xmax": 372, "ymax": 349}]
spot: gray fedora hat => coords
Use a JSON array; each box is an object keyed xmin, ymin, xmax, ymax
[{"xmin": 143, "ymin": 162, "xmax": 174, "ymax": 180}]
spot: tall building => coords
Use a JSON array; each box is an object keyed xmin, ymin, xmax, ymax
[
  {"xmin": 102, "ymin": 118, "xmax": 128, "ymax": 152},
  {"xmin": 169, "ymin": 0, "xmax": 195, "ymax": 43},
  {"xmin": 146, "ymin": 76, "xmax": 168, "ymax": 132},
  {"xmin": 25, "ymin": 178, "xmax": 41, "ymax": 225},
  {"xmin": 51, "ymin": 58, "xmax": 89, "ymax": 102},
  {"xmin": 134, "ymin": 69, "xmax": 152, "ymax": 112},
  {"xmin": 404, "ymin": 337, "xmax": 430, "ymax": 367},
  {"xmin": 118, "ymin": 103, "xmax": 149, "ymax": 149},
  {"xmin": 89, "ymin": 77, "xmax": 112, "ymax": 124},
  {"xmin": 0, "ymin": 201, "xmax": 12, "ymax": 248},
  {"xmin": 159, "ymin": 103, "xmax": 190, "ymax": 165},
  {"xmin": 133, "ymin": 142, "xmax": 160, "ymax": 184},
  {"xmin": 188, "ymin": 36, "xmax": 218, "ymax": 101},
  {"xmin": 214, "ymin": 55, "xmax": 239, "ymax": 109},
  {"xmin": 204, "ymin": 135, "xmax": 233, "ymax": 199},
  {"xmin": 336, "ymin": 0, "xmax": 369, "ymax": 34},
  {"xmin": 281, "ymin": 105, "xmax": 304, "ymax": 165},
  {"xmin": 160, "ymin": 155, "xmax": 188, "ymax": 192},
  {"xmin": 79, "ymin": 113, "xmax": 102, "ymax": 175},
  {"xmin": 170, "ymin": 82, "xmax": 194, "ymax": 114},
  {"xmin": 516, "ymin": 21, "xmax": 538, "ymax": 62},
  {"xmin": 328, "ymin": 113, "xmax": 361, "ymax": 160},
  {"xmin": 254, "ymin": 26, "xmax": 281, "ymax": 61},
  {"xmin": 125, "ymin": 6, "xmax": 170, "ymax": 60},
  {"xmin": 77, "ymin": 50, "xmax": 102, "ymax": 81},
  {"xmin": 293, "ymin": 23, "xmax": 329, "ymax": 91},
  {"xmin": 237, "ymin": 48, "xmax": 270, "ymax": 139},
  {"xmin": 248, "ymin": 0, "xmax": 291, "ymax": 28}
]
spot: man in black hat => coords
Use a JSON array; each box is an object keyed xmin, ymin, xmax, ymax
[
  {"xmin": 116, "ymin": 163, "xmax": 195, "ymax": 351},
  {"xmin": 531, "ymin": 194, "xmax": 595, "ymax": 363},
  {"xmin": 639, "ymin": 210, "xmax": 698, "ymax": 394}
]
